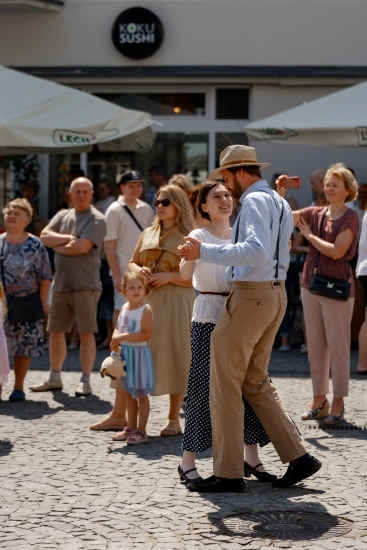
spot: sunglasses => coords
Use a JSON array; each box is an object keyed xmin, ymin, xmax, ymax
[{"xmin": 154, "ymin": 198, "xmax": 171, "ymax": 207}]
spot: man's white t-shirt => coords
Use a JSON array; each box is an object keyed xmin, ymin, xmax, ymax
[{"xmin": 104, "ymin": 195, "xmax": 154, "ymax": 276}]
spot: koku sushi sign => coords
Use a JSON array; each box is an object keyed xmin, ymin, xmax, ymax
[{"xmin": 112, "ymin": 7, "xmax": 164, "ymax": 60}]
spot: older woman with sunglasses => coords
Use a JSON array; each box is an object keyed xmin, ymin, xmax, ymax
[{"xmin": 129, "ymin": 185, "xmax": 196, "ymax": 436}]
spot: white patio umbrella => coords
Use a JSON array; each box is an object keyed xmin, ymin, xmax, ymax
[
  {"xmin": 0, "ymin": 65, "xmax": 155, "ymax": 154},
  {"xmin": 244, "ymin": 82, "xmax": 367, "ymax": 148}
]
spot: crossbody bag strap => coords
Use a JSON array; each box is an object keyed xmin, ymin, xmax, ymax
[
  {"xmin": 313, "ymin": 208, "xmax": 328, "ymax": 275},
  {"xmin": 123, "ymin": 205, "xmax": 144, "ymax": 232}
]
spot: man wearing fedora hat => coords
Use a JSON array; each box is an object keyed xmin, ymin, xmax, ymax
[{"xmin": 179, "ymin": 145, "xmax": 321, "ymax": 492}]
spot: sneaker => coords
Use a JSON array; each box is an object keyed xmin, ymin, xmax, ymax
[
  {"xmin": 75, "ymin": 381, "xmax": 91, "ymax": 396},
  {"xmin": 29, "ymin": 380, "xmax": 63, "ymax": 392},
  {"xmin": 300, "ymin": 343, "xmax": 308, "ymax": 354},
  {"xmin": 278, "ymin": 345, "xmax": 290, "ymax": 352}
]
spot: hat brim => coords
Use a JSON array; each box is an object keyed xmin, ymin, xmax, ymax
[{"xmin": 209, "ymin": 161, "xmax": 270, "ymax": 181}]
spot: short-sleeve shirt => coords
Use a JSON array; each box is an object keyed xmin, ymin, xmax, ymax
[
  {"xmin": 104, "ymin": 196, "xmax": 154, "ymax": 276},
  {"xmin": 300, "ymin": 206, "xmax": 359, "ymax": 296},
  {"xmin": 0, "ymin": 234, "xmax": 52, "ymax": 296},
  {"xmin": 46, "ymin": 207, "xmax": 106, "ymax": 292}
]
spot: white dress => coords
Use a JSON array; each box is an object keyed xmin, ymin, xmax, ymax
[{"xmin": 0, "ymin": 301, "xmax": 10, "ymax": 385}]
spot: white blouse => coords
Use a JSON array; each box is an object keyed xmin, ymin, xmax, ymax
[{"xmin": 190, "ymin": 227, "xmax": 231, "ymax": 324}]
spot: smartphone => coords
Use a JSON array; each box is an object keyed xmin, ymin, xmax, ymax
[{"xmin": 282, "ymin": 176, "xmax": 300, "ymax": 189}]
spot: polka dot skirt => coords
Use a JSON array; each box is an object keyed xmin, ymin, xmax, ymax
[{"xmin": 182, "ymin": 322, "xmax": 270, "ymax": 454}]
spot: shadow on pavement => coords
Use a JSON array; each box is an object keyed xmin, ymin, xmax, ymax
[
  {"xmin": 0, "ymin": 439, "xmax": 14, "ymax": 456},
  {"xmin": 106, "ymin": 434, "xmax": 187, "ymax": 460},
  {"xmin": 0, "ymin": 392, "xmax": 112, "ymax": 419},
  {"xmin": 0, "ymin": 399, "xmax": 63, "ymax": 419}
]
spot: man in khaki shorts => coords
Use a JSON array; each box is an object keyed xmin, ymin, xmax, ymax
[{"xmin": 30, "ymin": 178, "xmax": 106, "ymax": 396}]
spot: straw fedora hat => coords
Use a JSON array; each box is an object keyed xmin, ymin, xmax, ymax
[{"xmin": 209, "ymin": 145, "xmax": 270, "ymax": 180}]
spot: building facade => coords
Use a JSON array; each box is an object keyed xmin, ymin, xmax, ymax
[{"xmin": 1, "ymin": 0, "xmax": 367, "ymax": 214}]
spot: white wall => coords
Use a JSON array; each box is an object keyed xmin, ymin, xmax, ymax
[{"xmin": 0, "ymin": 0, "xmax": 367, "ymax": 67}]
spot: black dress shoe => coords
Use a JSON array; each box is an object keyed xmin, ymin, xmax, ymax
[
  {"xmin": 272, "ymin": 456, "xmax": 322, "ymax": 488},
  {"xmin": 177, "ymin": 464, "xmax": 203, "ymax": 484},
  {"xmin": 244, "ymin": 461, "xmax": 277, "ymax": 482},
  {"xmin": 187, "ymin": 475, "xmax": 246, "ymax": 493}
]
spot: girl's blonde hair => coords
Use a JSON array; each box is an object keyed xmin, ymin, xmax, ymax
[
  {"xmin": 3, "ymin": 198, "xmax": 33, "ymax": 220},
  {"xmin": 151, "ymin": 184, "xmax": 194, "ymax": 235},
  {"xmin": 0, "ymin": 282, "xmax": 7, "ymax": 318},
  {"xmin": 121, "ymin": 269, "xmax": 149, "ymax": 296},
  {"xmin": 325, "ymin": 163, "xmax": 358, "ymax": 202}
]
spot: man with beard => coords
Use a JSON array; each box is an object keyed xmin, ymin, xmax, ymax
[{"xmin": 179, "ymin": 145, "xmax": 321, "ymax": 492}]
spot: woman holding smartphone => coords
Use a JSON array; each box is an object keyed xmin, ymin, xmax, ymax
[{"xmin": 277, "ymin": 164, "xmax": 359, "ymax": 425}]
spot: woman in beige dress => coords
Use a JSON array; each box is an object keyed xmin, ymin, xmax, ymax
[{"xmin": 129, "ymin": 184, "xmax": 195, "ymax": 436}]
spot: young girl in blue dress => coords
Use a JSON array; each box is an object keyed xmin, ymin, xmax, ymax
[{"xmin": 110, "ymin": 270, "xmax": 154, "ymax": 445}]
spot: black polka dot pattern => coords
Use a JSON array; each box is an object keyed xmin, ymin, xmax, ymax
[{"xmin": 182, "ymin": 322, "xmax": 270, "ymax": 453}]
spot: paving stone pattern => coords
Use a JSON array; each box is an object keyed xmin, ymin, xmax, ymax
[{"xmin": 0, "ymin": 349, "xmax": 366, "ymax": 549}]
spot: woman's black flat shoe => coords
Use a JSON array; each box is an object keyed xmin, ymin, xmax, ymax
[
  {"xmin": 244, "ymin": 461, "xmax": 277, "ymax": 482},
  {"xmin": 178, "ymin": 465, "xmax": 203, "ymax": 484}
]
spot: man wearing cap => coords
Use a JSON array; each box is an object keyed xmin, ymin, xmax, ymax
[
  {"xmin": 179, "ymin": 145, "xmax": 321, "ymax": 492},
  {"xmin": 104, "ymin": 170, "xmax": 154, "ymax": 327},
  {"xmin": 30, "ymin": 177, "xmax": 106, "ymax": 397},
  {"xmin": 89, "ymin": 170, "xmax": 154, "ymax": 431}
]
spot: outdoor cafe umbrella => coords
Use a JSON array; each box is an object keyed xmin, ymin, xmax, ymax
[
  {"xmin": 244, "ymin": 82, "xmax": 367, "ymax": 148},
  {"xmin": 0, "ymin": 65, "xmax": 155, "ymax": 154}
]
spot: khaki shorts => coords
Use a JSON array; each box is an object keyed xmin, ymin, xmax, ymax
[{"xmin": 47, "ymin": 290, "xmax": 101, "ymax": 334}]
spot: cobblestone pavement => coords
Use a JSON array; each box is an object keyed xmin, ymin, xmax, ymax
[{"xmin": 1, "ymin": 348, "xmax": 366, "ymax": 549}]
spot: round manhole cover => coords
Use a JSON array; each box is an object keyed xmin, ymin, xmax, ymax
[{"xmin": 213, "ymin": 511, "xmax": 353, "ymax": 541}]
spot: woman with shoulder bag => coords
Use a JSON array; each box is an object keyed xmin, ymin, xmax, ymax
[
  {"xmin": 0, "ymin": 199, "xmax": 52, "ymax": 402},
  {"xmin": 277, "ymin": 164, "xmax": 359, "ymax": 424},
  {"xmin": 129, "ymin": 185, "xmax": 196, "ymax": 436}
]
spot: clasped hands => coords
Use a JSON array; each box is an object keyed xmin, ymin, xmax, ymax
[
  {"xmin": 178, "ymin": 237, "xmax": 202, "ymax": 261},
  {"xmin": 139, "ymin": 266, "xmax": 172, "ymax": 288}
]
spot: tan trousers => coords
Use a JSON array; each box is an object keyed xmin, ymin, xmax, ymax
[
  {"xmin": 301, "ymin": 288, "xmax": 354, "ymax": 398},
  {"xmin": 210, "ymin": 281, "xmax": 307, "ymax": 479}
]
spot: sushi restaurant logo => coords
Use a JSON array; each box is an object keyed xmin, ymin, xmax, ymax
[{"xmin": 111, "ymin": 7, "xmax": 164, "ymax": 60}]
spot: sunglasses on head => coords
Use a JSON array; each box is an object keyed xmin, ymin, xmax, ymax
[{"xmin": 154, "ymin": 198, "xmax": 171, "ymax": 207}]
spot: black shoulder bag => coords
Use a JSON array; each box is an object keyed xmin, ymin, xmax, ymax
[
  {"xmin": 309, "ymin": 209, "xmax": 351, "ymax": 301},
  {"xmin": 0, "ymin": 239, "xmax": 45, "ymax": 324}
]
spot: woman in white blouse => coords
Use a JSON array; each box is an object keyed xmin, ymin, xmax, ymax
[{"xmin": 178, "ymin": 180, "xmax": 276, "ymax": 486}]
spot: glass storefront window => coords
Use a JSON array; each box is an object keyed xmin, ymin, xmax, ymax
[
  {"xmin": 84, "ymin": 133, "xmax": 208, "ymax": 197},
  {"xmin": 216, "ymin": 89, "xmax": 249, "ymax": 119},
  {"xmin": 97, "ymin": 93, "xmax": 206, "ymax": 116}
]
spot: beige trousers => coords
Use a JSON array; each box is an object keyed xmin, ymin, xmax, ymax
[
  {"xmin": 301, "ymin": 288, "xmax": 354, "ymax": 398},
  {"xmin": 210, "ymin": 281, "xmax": 307, "ymax": 479}
]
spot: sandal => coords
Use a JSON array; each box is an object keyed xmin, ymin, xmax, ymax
[
  {"xmin": 160, "ymin": 419, "xmax": 182, "ymax": 437},
  {"xmin": 324, "ymin": 405, "xmax": 345, "ymax": 425},
  {"xmin": 301, "ymin": 399, "xmax": 330, "ymax": 420},
  {"xmin": 112, "ymin": 427, "xmax": 132, "ymax": 441},
  {"xmin": 126, "ymin": 429, "xmax": 148, "ymax": 445}
]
